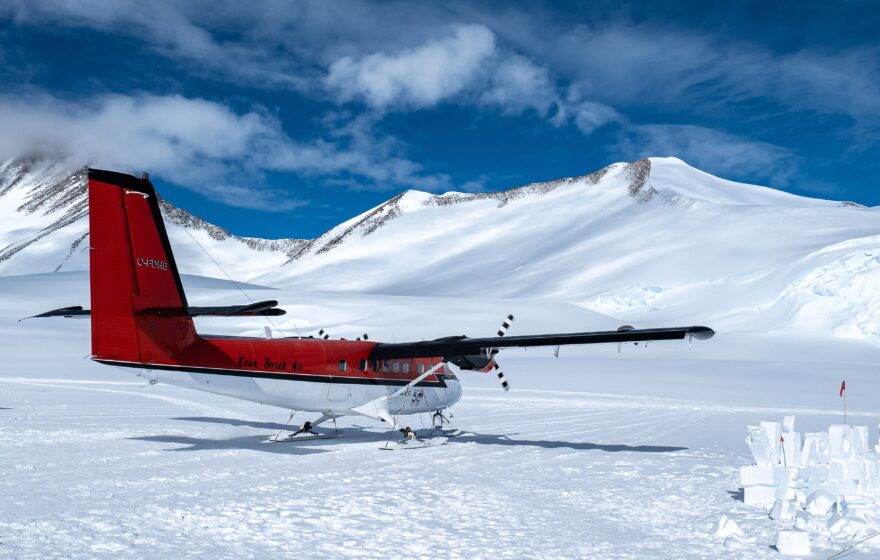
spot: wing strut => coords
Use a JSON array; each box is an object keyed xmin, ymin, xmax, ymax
[{"xmin": 351, "ymin": 362, "xmax": 445, "ymax": 429}]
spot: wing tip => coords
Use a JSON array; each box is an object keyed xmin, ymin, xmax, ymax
[{"xmin": 688, "ymin": 326, "xmax": 715, "ymax": 340}]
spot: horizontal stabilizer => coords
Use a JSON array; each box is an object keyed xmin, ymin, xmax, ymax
[
  {"xmin": 187, "ymin": 300, "xmax": 286, "ymax": 317},
  {"xmin": 26, "ymin": 300, "xmax": 286, "ymax": 320},
  {"xmin": 22, "ymin": 305, "xmax": 91, "ymax": 320}
]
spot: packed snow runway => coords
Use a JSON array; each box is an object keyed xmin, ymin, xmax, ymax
[
  {"xmin": 4, "ymin": 377, "xmax": 879, "ymax": 559},
  {"xmin": 2, "ymin": 273, "xmax": 880, "ymax": 558}
]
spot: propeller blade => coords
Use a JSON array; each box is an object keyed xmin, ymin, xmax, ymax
[
  {"xmin": 493, "ymin": 362, "xmax": 510, "ymax": 392},
  {"xmin": 497, "ymin": 314, "xmax": 514, "ymax": 337},
  {"xmin": 493, "ymin": 313, "xmax": 514, "ymax": 391}
]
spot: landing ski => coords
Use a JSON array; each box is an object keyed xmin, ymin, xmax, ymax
[
  {"xmin": 267, "ymin": 431, "xmax": 342, "ymax": 443},
  {"xmin": 380, "ymin": 436, "xmax": 448, "ymax": 450}
]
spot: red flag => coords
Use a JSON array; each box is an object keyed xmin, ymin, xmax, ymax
[{"xmin": 840, "ymin": 380, "xmax": 846, "ymax": 397}]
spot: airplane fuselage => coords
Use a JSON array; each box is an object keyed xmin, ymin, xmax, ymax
[{"xmin": 97, "ymin": 335, "xmax": 463, "ymax": 416}]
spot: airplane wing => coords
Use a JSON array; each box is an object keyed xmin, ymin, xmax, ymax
[
  {"xmin": 369, "ymin": 325, "xmax": 714, "ymax": 360},
  {"xmin": 24, "ymin": 300, "xmax": 286, "ymax": 319}
]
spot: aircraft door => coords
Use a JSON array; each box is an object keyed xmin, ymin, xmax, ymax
[{"xmin": 327, "ymin": 355, "xmax": 352, "ymax": 402}]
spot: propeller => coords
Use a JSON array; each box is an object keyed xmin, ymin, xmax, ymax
[{"xmin": 493, "ymin": 314, "xmax": 514, "ymax": 391}]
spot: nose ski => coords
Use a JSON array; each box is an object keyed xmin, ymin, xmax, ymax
[{"xmin": 380, "ymin": 426, "xmax": 449, "ymax": 450}]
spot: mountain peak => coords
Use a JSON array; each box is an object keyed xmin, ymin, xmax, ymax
[
  {"xmin": 643, "ymin": 156, "xmax": 835, "ymax": 207},
  {"xmin": 0, "ymin": 158, "xmax": 305, "ymax": 276}
]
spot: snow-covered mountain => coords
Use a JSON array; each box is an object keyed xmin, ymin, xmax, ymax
[
  {"xmin": 0, "ymin": 158, "xmax": 306, "ymax": 279},
  {"xmin": 1, "ymin": 156, "xmax": 878, "ymax": 345},
  {"xmin": 259, "ymin": 157, "xmax": 879, "ymax": 344}
]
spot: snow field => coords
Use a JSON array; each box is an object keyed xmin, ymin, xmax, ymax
[{"xmin": 3, "ymin": 272, "xmax": 880, "ymax": 558}]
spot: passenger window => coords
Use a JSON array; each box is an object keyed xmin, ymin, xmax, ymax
[
  {"xmin": 418, "ymin": 364, "xmax": 424, "ymax": 374},
  {"xmin": 371, "ymin": 360, "xmax": 378, "ymax": 372},
  {"xmin": 382, "ymin": 360, "xmax": 389, "ymax": 373},
  {"xmin": 402, "ymin": 362, "xmax": 410, "ymax": 374},
  {"xmin": 359, "ymin": 359, "xmax": 367, "ymax": 371},
  {"xmin": 338, "ymin": 360, "xmax": 346, "ymax": 372},
  {"xmin": 392, "ymin": 361, "xmax": 400, "ymax": 373}
]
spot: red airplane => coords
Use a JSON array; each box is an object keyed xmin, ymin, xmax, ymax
[{"xmin": 33, "ymin": 169, "xmax": 714, "ymax": 442}]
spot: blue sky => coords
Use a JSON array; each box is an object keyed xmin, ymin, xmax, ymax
[{"xmin": 1, "ymin": 1, "xmax": 878, "ymax": 238}]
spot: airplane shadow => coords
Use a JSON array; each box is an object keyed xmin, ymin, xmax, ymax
[
  {"xmin": 170, "ymin": 416, "xmax": 687, "ymax": 454},
  {"xmin": 174, "ymin": 416, "xmax": 293, "ymax": 431},
  {"xmin": 172, "ymin": 416, "xmax": 396, "ymax": 445},
  {"xmin": 128, "ymin": 434, "xmax": 327, "ymax": 455},
  {"xmin": 454, "ymin": 432, "xmax": 688, "ymax": 453}
]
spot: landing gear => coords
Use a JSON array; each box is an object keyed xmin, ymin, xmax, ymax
[
  {"xmin": 379, "ymin": 425, "xmax": 447, "ymax": 450},
  {"xmin": 291, "ymin": 420, "xmax": 318, "ymax": 438},
  {"xmin": 399, "ymin": 426, "xmax": 418, "ymax": 442},
  {"xmin": 379, "ymin": 411, "xmax": 455, "ymax": 450},
  {"xmin": 268, "ymin": 412, "xmax": 342, "ymax": 442},
  {"xmin": 430, "ymin": 409, "xmax": 462, "ymax": 436}
]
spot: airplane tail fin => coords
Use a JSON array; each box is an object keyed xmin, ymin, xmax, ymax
[{"xmin": 88, "ymin": 169, "xmax": 197, "ymax": 364}]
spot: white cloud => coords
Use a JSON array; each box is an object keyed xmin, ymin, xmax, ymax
[
  {"xmin": 5, "ymin": 0, "xmax": 877, "ymax": 199},
  {"xmin": 480, "ymin": 53, "xmax": 558, "ymax": 117},
  {"xmin": 616, "ymin": 124, "xmax": 796, "ymax": 185},
  {"xmin": 265, "ymin": 113, "xmax": 452, "ymax": 192},
  {"xmin": 549, "ymin": 85, "xmax": 620, "ymax": 134},
  {"xmin": 325, "ymin": 24, "xmax": 496, "ymax": 109},
  {"xmin": 7, "ymin": 2, "xmax": 879, "ymax": 131},
  {"xmin": 1, "ymin": 0, "xmax": 310, "ymax": 89},
  {"xmin": 511, "ymin": 20, "xmax": 880, "ymax": 128},
  {"xmin": 0, "ymin": 93, "xmax": 273, "ymax": 182},
  {"xmin": 0, "ymin": 93, "xmax": 452, "ymax": 207},
  {"xmin": 571, "ymin": 101, "xmax": 619, "ymax": 135}
]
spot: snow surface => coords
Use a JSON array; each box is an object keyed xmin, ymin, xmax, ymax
[
  {"xmin": 2, "ymin": 156, "xmax": 880, "ymax": 557},
  {"xmin": 3, "ymin": 272, "xmax": 880, "ymax": 559}
]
